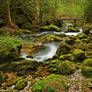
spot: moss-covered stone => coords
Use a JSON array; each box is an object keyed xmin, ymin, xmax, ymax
[
  {"xmin": 81, "ymin": 66, "xmax": 92, "ymax": 78},
  {"xmin": 15, "ymin": 79, "xmax": 28, "ymax": 90},
  {"xmin": 58, "ymin": 61, "xmax": 76, "ymax": 75},
  {"xmin": 56, "ymin": 43, "xmax": 71, "ymax": 56},
  {"xmin": 47, "ymin": 59, "xmax": 60, "ymax": 73},
  {"xmin": 32, "ymin": 74, "xmax": 69, "ymax": 92},
  {"xmin": 65, "ymin": 38, "xmax": 75, "ymax": 45},
  {"xmin": 77, "ymin": 33, "xmax": 87, "ymax": 39},
  {"xmin": 59, "ymin": 54, "xmax": 72, "ymax": 61},
  {"xmin": 68, "ymin": 27, "xmax": 79, "ymax": 32},
  {"xmin": 7, "ymin": 60, "xmax": 42, "ymax": 73},
  {"xmin": 40, "ymin": 24, "xmax": 61, "ymax": 32},
  {"xmin": 0, "ymin": 36, "xmax": 22, "ymax": 62},
  {"xmin": 83, "ymin": 59, "xmax": 92, "ymax": 67},
  {"xmin": 36, "ymin": 34, "xmax": 62, "ymax": 43},
  {"xmin": 72, "ymin": 49, "xmax": 86, "ymax": 61}
]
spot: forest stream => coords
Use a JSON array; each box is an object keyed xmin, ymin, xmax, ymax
[{"xmin": 20, "ymin": 23, "xmax": 82, "ymax": 61}]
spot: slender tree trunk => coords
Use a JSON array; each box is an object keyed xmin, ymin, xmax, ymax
[{"xmin": 6, "ymin": 0, "xmax": 12, "ymax": 26}]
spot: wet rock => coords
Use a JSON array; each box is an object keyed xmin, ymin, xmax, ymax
[{"xmin": 58, "ymin": 60, "xmax": 76, "ymax": 75}]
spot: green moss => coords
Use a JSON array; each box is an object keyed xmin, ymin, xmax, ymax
[
  {"xmin": 83, "ymin": 59, "xmax": 92, "ymax": 67},
  {"xmin": 58, "ymin": 61, "xmax": 76, "ymax": 75},
  {"xmin": 15, "ymin": 79, "xmax": 28, "ymax": 90},
  {"xmin": 68, "ymin": 27, "xmax": 79, "ymax": 32},
  {"xmin": 72, "ymin": 49, "xmax": 86, "ymax": 61},
  {"xmin": 65, "ymin": 38, "xmax": 75, "ymax": 45},
  {"xmin": 81, "ymin": 66, "xmax": 92, "ymax": 78},
  {"xmin": 77, "ymin": 33, "xmax": 87, "ymax": 39},
  {"xmin": 0, "ymin": 36, "xmax": 22, "ymax": 62},
  {"xmin": 59, "ymin": 54, "xmax": 72, "ymax": 61},
  {"xmin": 48, "ymin": 59, "xmax": 60, "ymax": 73},
  {"xmin": 7, "ymin": 60, "xmax": 41, "ymax": 73},
  {"xmin": 33, "ymin": 74, "xmax": 68, "ymax": 92},
  {"xmin": 40, "ymin": 24, "xmax": 61, "ymax": 32},
  {"xmin": 56, "ymin": 43, "xmax": 71, "ymax": 56}
]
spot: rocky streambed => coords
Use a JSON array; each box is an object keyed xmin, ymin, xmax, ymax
[{"xmin": 0, "ymin": 23, "xmax": 92, "ymax": 92}]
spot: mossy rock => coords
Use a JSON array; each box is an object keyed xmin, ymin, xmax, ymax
[
  {"xmin": 56, "ymin": 43, "xmax": 71, "ymax": 56},
  {"xmin": 7, "ymin": 60, "xmax": 41, "ymax": 72},
  {"xmin": 40, "ymin": 24, "xmax": 61, "ymax": 32},
  {"xmin": 65, "ymin": 38, "xmax": 75, "ymax": 45},
  {"xmin": 77, "ymin": 33, "xmax": 87, "ymax": 39},
  {"xmin": 15, "ymin": 79, "xmax": 28, "ymax": 90},
  {"xmin": 32, "ymin": 74, "xmax": 69, "ymax": 92},
  {"xmin": 58, "ymin": 61, "xmax": 76, "ymax": 75},
  {"xmin": 68, "ymin": 27, "xmax": 79, "ymax": 32},
  {"xmin": 47, "ymin": 59, "xmax": 60, "ymax": 73},
  {"xmin": 0, "ymin": 71, "xmax": 8, "ymax": 84},
  {"xmin": 59, "ymin": 54, "xmax": 72, "ymax": 61},
  {"xmin": 81, "ymin": 66, "xmax": 92, "ymax": 78},
  {"xmin": 72, "ymin": 49, "xmax": 86, "ymax": 61},
  {"xmin": 83, "ymin": 59, "xmax": 92, "ymax": 67},
  {"xmin": 36, "ymin": 34, "xmax": 63, "ymax": 43},
  {"xmin": 0, "ymin": 36, "xmax": 22, "ymax": 62}
]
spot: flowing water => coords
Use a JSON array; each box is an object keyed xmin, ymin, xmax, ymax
[{"xmin": 20, "ymin": 23, "xmax": 82, "ymax": 61}]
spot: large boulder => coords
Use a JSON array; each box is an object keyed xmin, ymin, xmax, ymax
[
  {"xmin": 0, "ymin": 37, "xmax": 22, "ymax": 62},
  {"xmin": 81, "ymin": 59, "xmax": 92, "ymax": 78},
  {"xmin": 32, "ymin": 74, "xmax": 69, "ymax": 92}
]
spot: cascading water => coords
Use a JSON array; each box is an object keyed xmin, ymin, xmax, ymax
[{"xmin": 20, "ymin": 22, "xmax": 83, "ymax": 61}]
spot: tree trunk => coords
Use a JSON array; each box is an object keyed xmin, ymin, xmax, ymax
[{"xmin": 6, "ymin": 0, "xmax": 12, "ymax": 26}]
